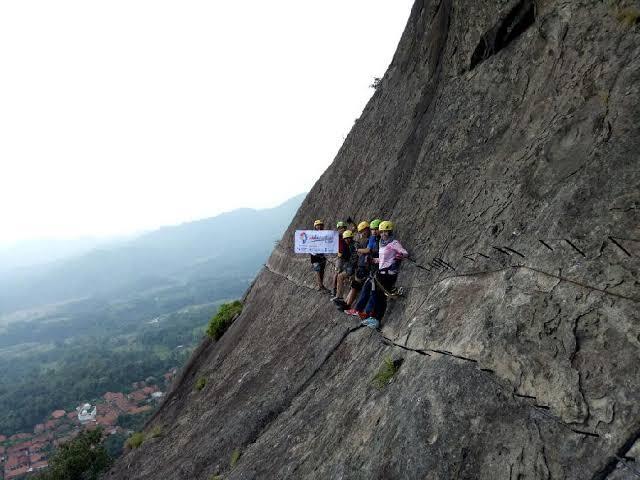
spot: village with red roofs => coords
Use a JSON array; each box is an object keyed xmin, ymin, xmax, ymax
[{"xmin": 0, "ymin": 368, "xmax": 177, "ymax": 479}]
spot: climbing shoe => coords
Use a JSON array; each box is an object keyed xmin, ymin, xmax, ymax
[
  {"xmin": 332, "ymin": 298, "xmax": 348, "ymax": 309},
  {"xmin": 344, "ymin": 308, "xmax": 360, "ymax": 317},
  {"xmin": 361, "ymin": 317, "xmax": 380, "ymax": 329}
]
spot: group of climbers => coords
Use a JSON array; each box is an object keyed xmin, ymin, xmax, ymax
[{"xmin": 309, "ymin": 218, "xmax": 408, "ymax": 329}]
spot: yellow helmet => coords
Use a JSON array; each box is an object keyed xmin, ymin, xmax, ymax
[
  {"xmin": 370, "ymin": 219, "xmax": 382, "ymax": 229},
  {"xmin": 378, "ymin": 220, "xmax": 394, "ymax": 232},
  {"xmin": 357, "ymin": 221, "xmax": 370, "ymax": 232},
  {"xmin": 336, "ymin": 221, "xmax": 346, "ymax": 228},
  {"xmin": 313, "ymin": 219, "xmax": 324, "ymax": 227},
  {"xmin": 342, "ymin": 230, "xmax": 354, "ymax": 239}
]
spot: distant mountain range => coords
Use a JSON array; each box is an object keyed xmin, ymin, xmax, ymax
[
  {"xmin": 0, "ymin": 236, "xmax": 132, "ymax": 273},
  {"xmin": 0, "ymin": 194, "xmax": 304, "ymax": 314}
]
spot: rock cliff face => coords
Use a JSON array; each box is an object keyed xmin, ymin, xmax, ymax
[{"xmin": 107, "ymin": 1, "xmax": 639, "ymax": 478}]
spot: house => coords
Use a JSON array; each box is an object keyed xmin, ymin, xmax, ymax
[
  {"xmin": 4, "ymin": 453, "xmax": 29, "ymax": 472},
  {"xmin": 31, "ymin": 460, "xmax": 49, "ymax": 470},
  {"xmin": 97, "ymin": 404, "xmax": 119, "ymax": 416},
  {"xmin": 96, "ymin": 411, "xmax": 118, "ymax": 427},
  {"xmin": 128, "ymin": 405, "xmax": 152, "ymax": 415},
  {"xmin": 6, "ymin": 466, "xmax": 29, "ymax": 479},
  {"xmin": 104, "ymin": 392, "xmax": 135, "ymax": 413},
  {"xmin": 77, "ymin": 403, "xmax": 97, "ymax": 423},
  {"xmin": 7, "ymin": 444, "xmax": 29, "ymax": 455},
  {"xmin": 0, "ymin": 434, "xmax": 6, "ymax": 442},
  {"xmin": 128, "ymin": 390, "xmax": 147, "ymax": 403},
  {"xmin": 51, "ymin": 410, "xmax": 66, "ymax": 419},
  {"xmin": 33, "ymin": 433, "xmax": 53, "ymax": 443},
  {"xmin": 29, "ymin": 452, "xmax": 44, "ymax": 463},
  {"xmin": 151, "ymin": 392, "xmax": 164, "ymax": 400},
  {"xmin": 30, "ymin": 442, "xmax": 46, "ymax": 453},
  {"xmin": 142, "ymin": 386, "xmax": 157, "ymax": 395},
  {"xmin": 44, "ymin": 420, "xmax": 58, "ymax": 430},
  {"xmin": 104, "ymin": 392, "xmax": 126, "ymax": 403},
  {"xmin": 67, "ymin": 411, "xmax": 78, "ymax": 420},
  {"xmin": 34, "ymin": 423, "xmax": 45, "ymax": 434}
]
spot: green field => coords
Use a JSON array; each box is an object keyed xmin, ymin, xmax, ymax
[{"xmin": 0, "ymin": 284, "xmax": 241, "ymax": 436}]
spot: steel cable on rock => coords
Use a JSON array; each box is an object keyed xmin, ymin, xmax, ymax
[{"xmin": 261, "ymin": 260, "xmax": 640, "ymax": 478}]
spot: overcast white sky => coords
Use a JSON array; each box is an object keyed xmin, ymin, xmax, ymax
[{"xmin": 0, "ymin": 0, "xmax": 413, "ymax": 246}]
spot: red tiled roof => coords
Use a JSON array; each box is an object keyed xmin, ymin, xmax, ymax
[
  {"xmin": 33, "ymin": 433, "xmax": 53, "ymax": 442},
  {"xmin": 104, "ymin": 392, "xmax": 126, "ymax": 402},
  {"xmin": 6, "ymin": 466, "xmax": 29, "ymax": 479},
  {"xmin": 7, "ymin": 444, "xmax": 29, "ymax": 454},
  {"xmin": 128, "ymin": 390, "xmax": 147, "ymax": 402},
  {"xmin": 32, "ymin": 460, "xmax": 49, "ymax": 470},
  {"xmin": 51, "ymin": 409, "xmax": 66, "ymax": 419},
  {"xmin": 128, "ymin": 405, "xmax": 152, "ymax": 415},
  {"xmin": 96, "ymin": 414, "xmax": 118, "ymax": 426},
  {"xmin": 30, "ymin": 452, "xmax": 44, "ymax": 463},
  {"xmin": 30, "ymin": 442, "xmax": 45, "ymax": 452},
  {"xmin": 0, "ymin": 434, "xmax": 7, "ymax": 441},
  {"xmin": 5, "ymin": 453, "xmax": 29, "ymax": 468}
]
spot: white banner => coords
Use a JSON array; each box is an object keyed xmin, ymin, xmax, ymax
[{"xmin": 294, "ymin": 230, "xmax": 339, "ymax": 254}]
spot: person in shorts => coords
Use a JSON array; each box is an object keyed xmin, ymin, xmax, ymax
[{"xmin": 310, "ymin": 219, "xmax": 329, "ymax": 293}]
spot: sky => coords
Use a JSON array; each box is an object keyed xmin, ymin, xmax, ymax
[{"xmin": 0, "ymin": 0, "xmax": 414, "ymax": 246}]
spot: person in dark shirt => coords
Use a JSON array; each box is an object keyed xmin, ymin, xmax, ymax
[
  {"xmin": 310, "ymin": 219, "xmax": 330, "ymax": 293},
  {"xmin": 345, "ymin": 219, "xmax": 381, "ymax": 317},
  {"xmin": 344, "ymin": 221, "xmax": 371, "ymax": 308},
  {"xmin": 332, "ymin": 230, "xmax": 357, "ymax": 307},
  {"xmin": 332, "ymin": 221, "xmax": 347, "ymax": 297}
]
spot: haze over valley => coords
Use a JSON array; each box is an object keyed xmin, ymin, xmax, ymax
[{"xmin": 0, "ymin": 194, "xmax": 303, "ymax": 439}]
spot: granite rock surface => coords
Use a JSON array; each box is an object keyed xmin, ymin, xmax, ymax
[{"xmin": 107, "ymin": 0, "xmax": 639, "ymax": 478}]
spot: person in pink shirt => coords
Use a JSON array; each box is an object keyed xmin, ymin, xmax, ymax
[{"xmin": 362, "ymin": 220, "xmax": 408, "ymax": 329}]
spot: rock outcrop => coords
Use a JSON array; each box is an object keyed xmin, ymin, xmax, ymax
[{"xmin": 107, "ymin": 0, "xmax": 640, "ymax": 478}]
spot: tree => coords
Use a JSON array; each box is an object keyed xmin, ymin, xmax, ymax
[{"xmin": 35, "ymin": 428, "xmax": 112, "ymax": 480}]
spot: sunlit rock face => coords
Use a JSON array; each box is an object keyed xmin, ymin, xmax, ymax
[{"xmin": 107, "ymin": 0, "xmax": 640, "ymax": 478}]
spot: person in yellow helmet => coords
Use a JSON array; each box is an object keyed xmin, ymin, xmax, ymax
[
  {"xmin": 345, "ymin": 218, "xmax": 381, "ymax": 318},
  {"xmin": 310, "ymin": 220, "xmax": 330, "ymax": 293},
  {"xmin": 361, "ymin": 220, "xmax": 408, "ymax": 329},
  {"xmin": 343, "ymin": 221, "xmax": 372, "ymax": 308},
  {"xmin": 332, "ymin": 230, "xmax": 357, "ymax": 308}
]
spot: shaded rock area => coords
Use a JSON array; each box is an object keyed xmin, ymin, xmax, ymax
[{"xmin": 107, "ymin": 0, "xmax": 639, "ymax": 478}]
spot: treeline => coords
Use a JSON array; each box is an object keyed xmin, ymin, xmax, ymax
[
  {"xmin": 0, "ymin": 300, "xmax": 219, "ymax": 435},
  {"xmin": 0, "ymin": 345, "xmax": 190, "ymax": 435}
]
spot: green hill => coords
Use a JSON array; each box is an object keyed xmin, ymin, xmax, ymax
[{"xmin": 0, "ymin": 194, "xmax": 304, "ymax": 314}]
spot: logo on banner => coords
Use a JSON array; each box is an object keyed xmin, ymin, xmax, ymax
[{"xmin": 299, "ymin": 232, "xmax": 308, "ymax": 244}]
